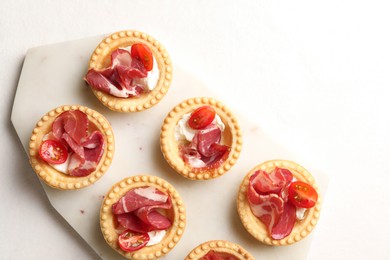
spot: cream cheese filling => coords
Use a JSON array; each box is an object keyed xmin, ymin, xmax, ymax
[
  {"xmin": 174, "ymin": 112, "xmax": 225, "ymax": 142},
  {"xmin": 146, "ymin": 230, "xmax": 166, "ymax": 246}
]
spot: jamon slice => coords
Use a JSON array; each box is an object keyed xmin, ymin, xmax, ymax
[
  {"xmin": 181, "ymin": 123, "xmax": 230, "ymax": 169},
  {"xmin": 278, "ymin": 168, "xmax": 293, "ymax": 184},
  {"xmin": 112, "ymin": 187, "xmax": 168, "ymax": 214},
  {"xmin": 52, "ymin": 110, "xmax": 88, "ymax": 145},
  {"xmin": 62, "ymin": 132, "xmax": 85, "ymax": 160},
  {"xmin": 271, "ymin": 201, "xmax": 296, "ymax": 239},
  {"xmin": 114, "ymin": 66, "xmax": 145, "ymax": 96},
  {"xmin": 247, "ymin": 168, "xmax": 297, "ymax": 240},
  {"xmin": 247, "ymin": 183, "xmax": 284, "ymax": 234},
  {"xmin": 111, "ymin": 48, "xmax": 132, "ymax": 67},
  {"xmin": 84, "ymin": 48, "xmax": 149, "ymax": 98},
  {"xmin": 134, "ymin": 197, "xmax": 172, "ymax": 230},
  {"xmin": 113, "ymin": 187, "xmax": 173, "ymax": 235},
  {"xmin": 201, "ymin": 143, "xmax": 229, "ymax": 166},
  {"xmin": 196, "ymin": 124, "xmax": 222, "ymax": 157},
  {"xmin": 82, "ymin": 131, "xmax": 105, "ymax": 160},
  {"xmin": 52, "ymin": 110, "xmax": 89, "ymax": 161},
  {"xmin": 250, "ymin": 169, "xmax": 286, "ymax": 195},
  {"xmin": 67, "ymin": 131, "xmax": 105, "ymax": 177},
  {"xmin": 116, "ymin": 212, "xmax": 155, "ymax": 233},
  {"xmin": 276, "ymin": 168, "xmax": 293, "ymax": 202},
  {"xmin": 85, "ymin": 69, "xmax": 129, "ymax": 98}
]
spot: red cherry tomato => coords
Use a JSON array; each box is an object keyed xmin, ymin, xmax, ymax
[
  {"xmin": 39, "ymin": 140, "xmax": 68, "ymax": 164},
  {"xmin": 131, "ymin": 43, "xmax": 153, "ymax": 71},
  {"xmin": 288, "ymin": 181, "xmax": 318, "ymax": 208},
  {"xmin": 188, "ymin": 106, "xmax": 216, "ymax": 130},
  {"xmin": 118, "ymin": 230, "xmax": 150, "ymax": 252}
]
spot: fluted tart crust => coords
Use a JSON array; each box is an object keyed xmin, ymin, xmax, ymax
[
  {"xmin": 185, "ymin": 240, "xmax": 254, "ymax": 260},
  {"xmin": 160, "ymin": 97, "xmax": 242, "ymax": 180},
  {"xmin": 87, "ymin": 30, "xmax": 172, "ymax": 112},
  {"xmin": 28, "ymin": 105, "xmax": 114, "ymax": 190},
  {"xmin": 100, "ymin": 175, "xmax": 186, "ymax": 259},
  {"xmin": 237, "ymin": 160, "xmax": 321, "ymax": 246}
]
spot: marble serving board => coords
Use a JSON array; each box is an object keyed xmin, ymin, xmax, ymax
[{"xmin": 11, "ymin": 35, "xmax": 328, "ymax": 259}]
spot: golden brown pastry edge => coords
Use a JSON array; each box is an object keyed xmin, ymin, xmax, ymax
[
  {"xmin": 88, "ymin": 30, "xmax": 172, "ymax": 112},
  {"xmin": 236, "ymin": 159, "xmax": 322, "ymax": 246},
  {"xmin": 100, "ymin": 175, "xmax": 186, "ymax": 259},
  {"xmin": 185, "ymin": 240, "xmax": 255, "ymax": 260},
  {"xmin": 160, "ymin": 97, "xmax": 243, "ymax": 180},
  {"xmin": 28, "ymin": 104, "xmax": 115, "ymax": 190}
]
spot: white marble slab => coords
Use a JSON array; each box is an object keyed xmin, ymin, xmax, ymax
[{"xmin": 11, "ymin": 36, "xmax": 328, "ymax": 259}]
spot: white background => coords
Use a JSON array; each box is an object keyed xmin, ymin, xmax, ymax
[{"xmin": 1, "ymin": 1, "xmax": 389, "ymax": 259}]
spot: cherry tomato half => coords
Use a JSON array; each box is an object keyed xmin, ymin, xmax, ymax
[
  {"xmin": 118, "ymin": 230, "xmax": 150, "ymax": 252},
  {"xmin": 39, "ymin": 140, "xmax": 68, "ymax": 164},
  {"xmin": 288, "ymin": 181, "xmax": 318, "ymax": 208},
  {"xmin": 188, "ymin": 106, "xmax": 216, "ymax": 130},
  {"xmin": 130, "ymin": 43, "xmax": 153, "ymax": 71}
]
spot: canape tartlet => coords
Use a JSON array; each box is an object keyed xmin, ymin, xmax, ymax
[
  {"xmin": 85, "ymin": 30, "xmax": 172, "ymax": 112},
  {"xmin": 100, "ymin": 175, "xmax": 186, "ymax": 259},
  {"xmin": 237, "ymin": 160, "xmax": 321, "ymax": 245},
  {"xmin": 160, "ymin": 97, "xmax": 242, "ymax": 180},
  {"xmin": 28, "ymin": 105, "xmax": 114, "ymax": 190},
  {"xmin": 185, "ymin": 240, "xmax": 254, "ymax": 260}
]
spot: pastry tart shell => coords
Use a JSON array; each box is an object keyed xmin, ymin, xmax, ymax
[
  {"xmin": 28, "ymin": 105, "xmax": 115, "ymax": 190},
  {"xmin": 87, "ymin": 30, "xmax": 172, "ymax": 112},
  {"xmin": 185, "ymin": 240, "xmax": 254, "ymax": 260},
  {"xmin": 100, "ymin": 175, "xmax": 186, "ymax": 259},
  {"xmin": 236, "ymin": 160, "xmax": 321, "ymax": 246},
  {"xmin": 160, "ymin": 97, "xmax": 242, "ymax": 180}
]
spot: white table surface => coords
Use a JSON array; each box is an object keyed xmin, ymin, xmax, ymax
[{"xmin": 1, "ymin": 1, "xmax": 389, "ymax": 259}]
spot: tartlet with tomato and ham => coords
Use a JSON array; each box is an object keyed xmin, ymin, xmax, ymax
[
  {"xmin": 185, "ymin": 240, "xmax": 254, "ymax": 260},
  {"xmin": 160, "ymin": 97, "xmax": 242, "ymax": 180},
  {"xmin": 28, "ymin": 105, "xmax": 114, "ymax": 190},
  {"xmin": 237, "ymin": 160, "xmax": 321, "ymax": 245},
  {"xmin": 84, "ymin": 30, "xmax": 172, "ymax": 112},
  {"xmin": 100, "ymin": 175, "xmax": 186, "ymax": 260}
]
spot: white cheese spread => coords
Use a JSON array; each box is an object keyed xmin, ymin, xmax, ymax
[
  {"xmin": 296, "ymin": 207, "xmax": 307, "ymax": 220},
  {"xmin": 174, "ymin": 112, "xmax": 225, "ymax": 142},
  {"xmin": 146, "ymin": 230, "xmax": 166, "ymax": 246}
]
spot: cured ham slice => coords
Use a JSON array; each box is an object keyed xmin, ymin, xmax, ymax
[
  {"xmin": 277, "ymin": 168, "xmax": 293, "ymax": 202},
  {"xmin": 111, "ymin": 48, "xmax": 132, "ymax": 67},
  {"xmin": 62, "ymin": 132, "xmax": 85, "ymax": 159},
  {"xmin": 247, "ymin": 168, "xmax": 296, "ymax": 240},
  {"xmin": 134, "ymin": 197, "xmax": 172, "ymax": 230},
  {"xmin": 196, "ymin": 124, "xmax": 222, "ymax": 157},
  {"xmin": 117, "ymin": 212, "xmax": 154, "ymax": 233},
  {"xmin": 112, "ymin": 187, "xmax": 173, "ymax": 235},
  {"xmin": 84, "ymin": 48, "xmax": 149, "ymax": 98},
  {"xmin": 45, "ymin": 110, "xmax": 105, "ymax": 177},
  {"xmin": 85, "ymin": 69, "xmax": 127, "ymax": 97},
  {"xmin": 52, "ymin": 110, "xmax": 89, "ymax": 161},
  {"xmin": 68, "ymin": 131, "xmax": 105, "ymax": 177},
  {"xmin": 247, "ymin": 181, "xmax": 284, "ymax": 233},
  {"xmin": 181, "ymin": 123, "xmax": 230, "ymax": 169},
  {"xmin": 278, "ymin": 168, "xmax": 293, "ymax": 184},
  {"xmin": 271, "ymin": 201, "xmax": 296, "ymax": 239},
  {"xmin": 112, "ymin": 186, "xmax": 168, "ymax": 214},
  {"xmin": 53, "ymin": 110, "xmax": 88, "ymax": 144},
  {"xmin": 251, "ymin": 169, "xmax": 286, "ymax": 195}
]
